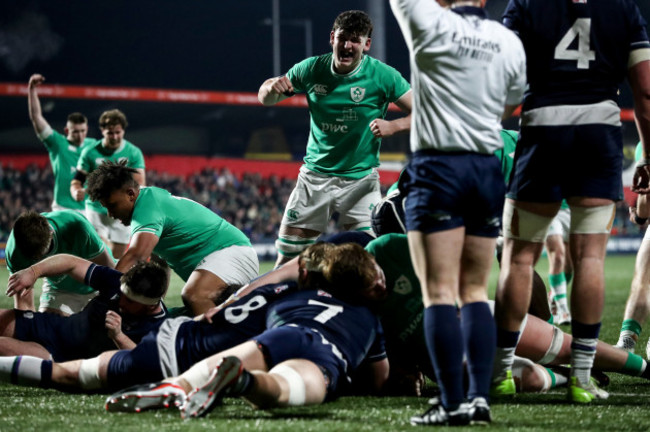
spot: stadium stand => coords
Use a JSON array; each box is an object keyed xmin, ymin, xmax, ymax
[{"xmin": 0, "ymin": 159, "xmax": 641, "ymax": 258}]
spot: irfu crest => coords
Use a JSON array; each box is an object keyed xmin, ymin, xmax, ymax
[{"xmin": 350, "ymin": 87, "xmax": 366, "ymax": 102}]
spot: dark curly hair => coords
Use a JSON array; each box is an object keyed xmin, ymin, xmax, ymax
[
  {"xmin": 86, "ymin": 160, "xmax": 139, "ymax": 204},
  {"xmin": 332, "ymin": 10, "xmax": 373, "ymax": 38},
  {"xmin": 121, "ymin": 259, "xmax": 170, "ymax": 300}
]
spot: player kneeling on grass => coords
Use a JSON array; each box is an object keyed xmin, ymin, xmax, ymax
[
  {"xmin": 5, "ymin": 210, "xmax": 115, "ymax": 315},
  {"xmin": 85, "ymin": 160, "xmax": 259, "ymax": 316},
  {"xmin": 104, "ymin": 243, "xmax": 388, "ymax": 417}
]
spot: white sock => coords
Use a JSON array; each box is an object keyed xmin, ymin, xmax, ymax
[
  {"xmin": 0, "ymin": 356, "xmax": 49, "ymax": 386},
  {"xmin": 493, "ymin": 346, "xmax": 517, "ymax": 380},
  {"xmin": 571, "ymin": 337, "xmax": 598, "ymax": 384}
]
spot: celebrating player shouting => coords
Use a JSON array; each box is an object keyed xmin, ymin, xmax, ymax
[{"xmin": 258, "ymin": 10, "xmax": 412, "ymax": 267}]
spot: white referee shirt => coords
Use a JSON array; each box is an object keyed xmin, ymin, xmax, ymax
[{"xmin": 390, "ymin": 0, "xmax": 526, "ymax": 154}]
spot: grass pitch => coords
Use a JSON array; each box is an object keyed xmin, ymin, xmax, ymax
[{"xmin": 2, "ymin": 256, "xmax": 650, "ymax": 431}]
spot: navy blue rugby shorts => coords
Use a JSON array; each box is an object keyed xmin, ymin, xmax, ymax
[
  {"xmin": 254, "ymin": 325, "xmax": 344, "ymax": 400},
  {"xmin": 508, "ymin": 123, "xmax": 623, "ymax": 202},
  {"xmin": 399, "ymin": 150, "xmax": 504, "ymax": 237}
]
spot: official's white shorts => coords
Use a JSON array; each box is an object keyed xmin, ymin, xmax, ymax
[
  {"xmin": 86, "ymin": 208, "xmax": 131, "ymax": 245},
  {"xmin": 546, "ymin": 207, "xmax": 570, "ymax": 242},
  {"xmin": 281, "ymin": 166, "xmax": 381, "ymax": 232},
  {"xmin": 39, "ymin": 281, "xmax": 98, "ymax": 315},
  {"xmin": 195, "ymin": 245, "xmax": 259, "ymax": 288}
]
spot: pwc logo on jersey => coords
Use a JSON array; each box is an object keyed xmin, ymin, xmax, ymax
[
  {"xmin": 311, "ymin": 84, "xmax": 328, "ymax": 95},
  {"xmin": 350, "ymin": 87, "xmax": 365, "ymax": 103},
  {"xmin": 321, "ymin": 123, "xmax": 349, "ymax": 133}
]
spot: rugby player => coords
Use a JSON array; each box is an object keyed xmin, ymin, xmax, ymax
[
  {"xmin": 258, "ymin": 10, "xmax": 412, "ymax": 267},
  {"xmin": 617, "ymin": 142, "xmax": 650, "ymax": 355},
  {"xmin": 5, "ymin": 210, "xmax": 115, "ymax": 314},
  {"xmin": 27, "ymin": 74, "xmax": 94, "ymax": 213},
  {"xmin": 0, "ymin": 243, "xmax": 387, "ymax": 411},
  {"xmin": 85, "ymin": 161, "xmax": 259, "ymax": 316},
  {"xmin": 105, "ymin": 242, "xmax": 387, "ymax": 417},
  {"xmin": 495, "ymin": 0, "xmax": 650, "ymax": 404},
  {"xmin": 544, "ymin": 204, "xmax": 573, "ymax": 325},
  {"xmin": 71, "ymin": 109, "xmax": 145, "ymax": 259},
  {"xmin": 2, "ymin": 254, "xmax": 168, "ymax": 361}
]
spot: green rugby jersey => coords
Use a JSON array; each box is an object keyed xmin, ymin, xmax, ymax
[
  {"xmin": 6, "ymin": 210, "xmax": 110, "ymax": 295},
  {"xmin": 365, "ymin": 233, "xmax": 429, "ymax": 372},
  {"xmin": 41, "ymin": 130, "xmax": 93, "ymax": 210},
  {"xmin": 130, "ymin": 187, "xmax": 252, "ymax": 281},
  {"xmin": 78, "ymin": 139, "xmax": 145, "ymax": 214},
  {"xmin": 287, "ymin": 53, "xmax": 410, "ymax": 179},
  {"xmin": 495, "ymin": 129, "xmax": 518, "ymax": 187}
]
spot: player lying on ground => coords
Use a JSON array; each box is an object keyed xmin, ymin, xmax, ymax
[
  {"xmin": 105, "ymin": 243, "xmax": 388, "ymax": 417},
  {"xmin": 0, "ymin": 244, "xmax": 387, "ymax": 400},
  {"xmin": 238, "ymin": 231, "xmax": 650, "ymax": 396},
  {"xmin": 1, "ymin": 254, "xmax": 168, "ymax": 361}
]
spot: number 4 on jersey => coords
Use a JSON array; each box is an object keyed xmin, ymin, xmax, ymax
[{"xmin": 554, "ymin": 18, "xmax": 596, "ymax": 69}]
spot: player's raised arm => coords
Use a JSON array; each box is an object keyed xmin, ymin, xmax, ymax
[
  {"xmin": 27, "ymin": 74, "xmax": 51, "ymax": 136},
  {"xmin": 258, "ymin": 76, "xmax": 294, "ymax": 106}
]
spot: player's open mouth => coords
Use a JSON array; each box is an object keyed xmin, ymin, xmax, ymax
[{"xmin": 339, "ymin": 51, "xmax": 354, "ymax": 60}]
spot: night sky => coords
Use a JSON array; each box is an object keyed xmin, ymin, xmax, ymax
[
  {"xmin": 7, "ymin": 0, "xmax": 647, "ymax": 91},
  {"xmin": 1, "ymin": 0, "xmax": 649, "ymax": 155}
]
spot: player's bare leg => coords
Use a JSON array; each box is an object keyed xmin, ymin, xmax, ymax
[
  {"xmin": 274, "ymin": 225, "xmax": 320, "ymax": 267},
  {"xmin": 182, "ymin": 270, "xmax": 230, "ymax": 316},
  {"xmin": 616, "ymin": 237, "xmax": 650, "ymax": 352}
]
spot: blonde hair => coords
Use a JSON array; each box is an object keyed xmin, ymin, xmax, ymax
[{"xmin": 299, "ymin": 242, "xmax": 378, "ymax": 305}]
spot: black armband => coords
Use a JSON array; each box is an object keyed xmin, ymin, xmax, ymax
[
  {"xmin": 635, "ymin": 215, "xmax": 648, "ymax": 225},
  {"xmin": 73, "ymin": 170, "xmax": 87, "ymax": 183}
]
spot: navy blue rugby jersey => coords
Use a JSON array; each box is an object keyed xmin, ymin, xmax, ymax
[
  {"xmin": 503, "ymin": 0, "xmax": 650, "ymax": 110},
  {"xmin": 265, "ymin": 289, "xmax": 386, "ymax": 371},
  {"xmin": 174, "ymin": 281, "xmax": 301, "ymax": 371},
  {"xmin": 84, "ymin": 264, "xmax": 168, "ymax": 349}
]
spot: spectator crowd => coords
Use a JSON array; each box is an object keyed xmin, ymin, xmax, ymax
[{"xmin": 0, "ymin": 162, "xmax": 365, "ymax": 243}]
